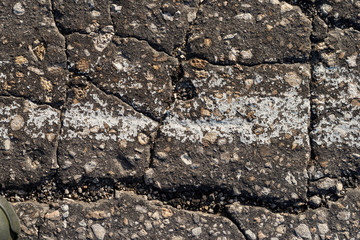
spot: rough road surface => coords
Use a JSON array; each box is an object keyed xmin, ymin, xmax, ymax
[{"xmin": 0, "ymin": 0, "xmax": 359, "ymax": 239}]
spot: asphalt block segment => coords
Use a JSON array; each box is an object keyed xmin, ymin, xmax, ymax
[
  {"xmin": 66, "ymin": 33, "xmax": 178, "ymax": 120},
  {"xmin": 226, "ymin": 187, "xmax": 360, "ymax": 239},
  {"xmin": 14, "ymin": 190, "xmax": 244, "ymax": 240},
  {"xmin": 0, "ymin": 96, "xmax": 60, "ymax": 187},
  {"xmin": 188, "ymin": 0, "xmax": 312, "ymax": 65},
  {"xmin": 52, "ymin": 0, "xmax": 112, "ymax": 33},
  {"xmin": 110, "ymin": 0, "xmax": 201, "ymax": 54},
  {"xmin": 310, "ymin": 28, "xmax": 360, "ymax": 179},
  {"xmin": 58, "ymin": 81, "xmax": 159, "ymax": 184},
  {"xmin": 149, "ymin": 60, "xmax": 311, "ymax": 204},
  {"xmin": 0, "ymin": 0, "xmax": 68, "ymax": 106}
]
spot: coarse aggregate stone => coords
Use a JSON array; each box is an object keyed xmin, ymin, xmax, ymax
[
  {"xmin": 311, "ymin": 16, "xmax": 328, "ymax": 42},
  {"xmin": 308, "ymin": 177, "xmax": 344, "ymax": 199}
]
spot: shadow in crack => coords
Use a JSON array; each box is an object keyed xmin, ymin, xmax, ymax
[
  {"xmin": 174, "ymin": 80, "xmax": 197, "ymax": 101},
  {"xmin": 0, "ymin": 171, "xmax": 59, "ymax": 201},
  {"xmin": 1, "ymin": 173, "xmax": 308, "ymax": 215},
  {"xmin": 148, "ymin": 183, "xmax": 308, "ymax": 214},
  {"xmin": 116, "ymin": 155, "xmax": 136, "ymax": 171}
]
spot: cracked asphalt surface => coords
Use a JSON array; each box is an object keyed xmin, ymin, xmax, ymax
[{"xmin": 0, "ymin": 0, "xmax": 360, "ymax": 239}]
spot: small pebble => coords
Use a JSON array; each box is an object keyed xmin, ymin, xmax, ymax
[
  {"xmin": 245, "ymin": 229, "xmax": 257, "ymax": 240},
  {"xmin": 310, "ymin": 195, "xmax": 322, "ymax": 207},
  {"xmin": 295, "ymin": 224, "xmax": 312, "ymax": 239},
  {"xmin": 191, "ymin": 227, "xmax": 202, "ymax": 237},
  {"xmin": 91, "ymin": 224, "xmax": 106, "ymax": 240},
  {"xmin": 13, "ymin": 2, "xmax": 25, "ymax": 15}
]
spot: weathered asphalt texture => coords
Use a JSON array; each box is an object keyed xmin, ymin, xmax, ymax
[{"xmin": 0, "ymin": 0, "xmax": 360, "ymax": 239}]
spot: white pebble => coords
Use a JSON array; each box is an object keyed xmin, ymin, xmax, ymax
[
  {"xmin": 191, "ymin": 227, "xmax": 202, "ymax": 236},
  {"xmin": 13, "ymin": 2, "xmax": 25, "ymax": 15}
]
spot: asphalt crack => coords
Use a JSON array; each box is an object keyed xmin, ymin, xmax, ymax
[
  {"xmin": 173, "ymin": 0, "xmax": 205, "ymax": 60},
  {"xmin": 50, "ymin": 0, "xmax": 71, "ymax": 175},
  {"xmin": 183, "ymin": 55, "xmax": 310, "ymax": 67},
  {"xmin": 49, "ymin": 29, "xmax": 175, "ymax": 122},
  {"xmin": 54, "ymin": 88, "xmax": 71, "ymax": 174},
  {"xmin": 307, "ymin": 14, "xmax": 319, "ymax": 210},
  {"xmin": 285, "ymin": 0, "xmax": 360, "ymax": 31},
  {"xmin": 0, "ymin": 93, "xmax": 60, "ymax": 110},
  {"xmin": 304, "ymin": 5, "xmax": 360, "ymax": 212},
  {"xmin": 108, "ymin": 4, "xmax": 174, "ymax": 57},
  {"xmin": 223, "ymin": 210, "xmax": 251, "ymax": 240}
]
